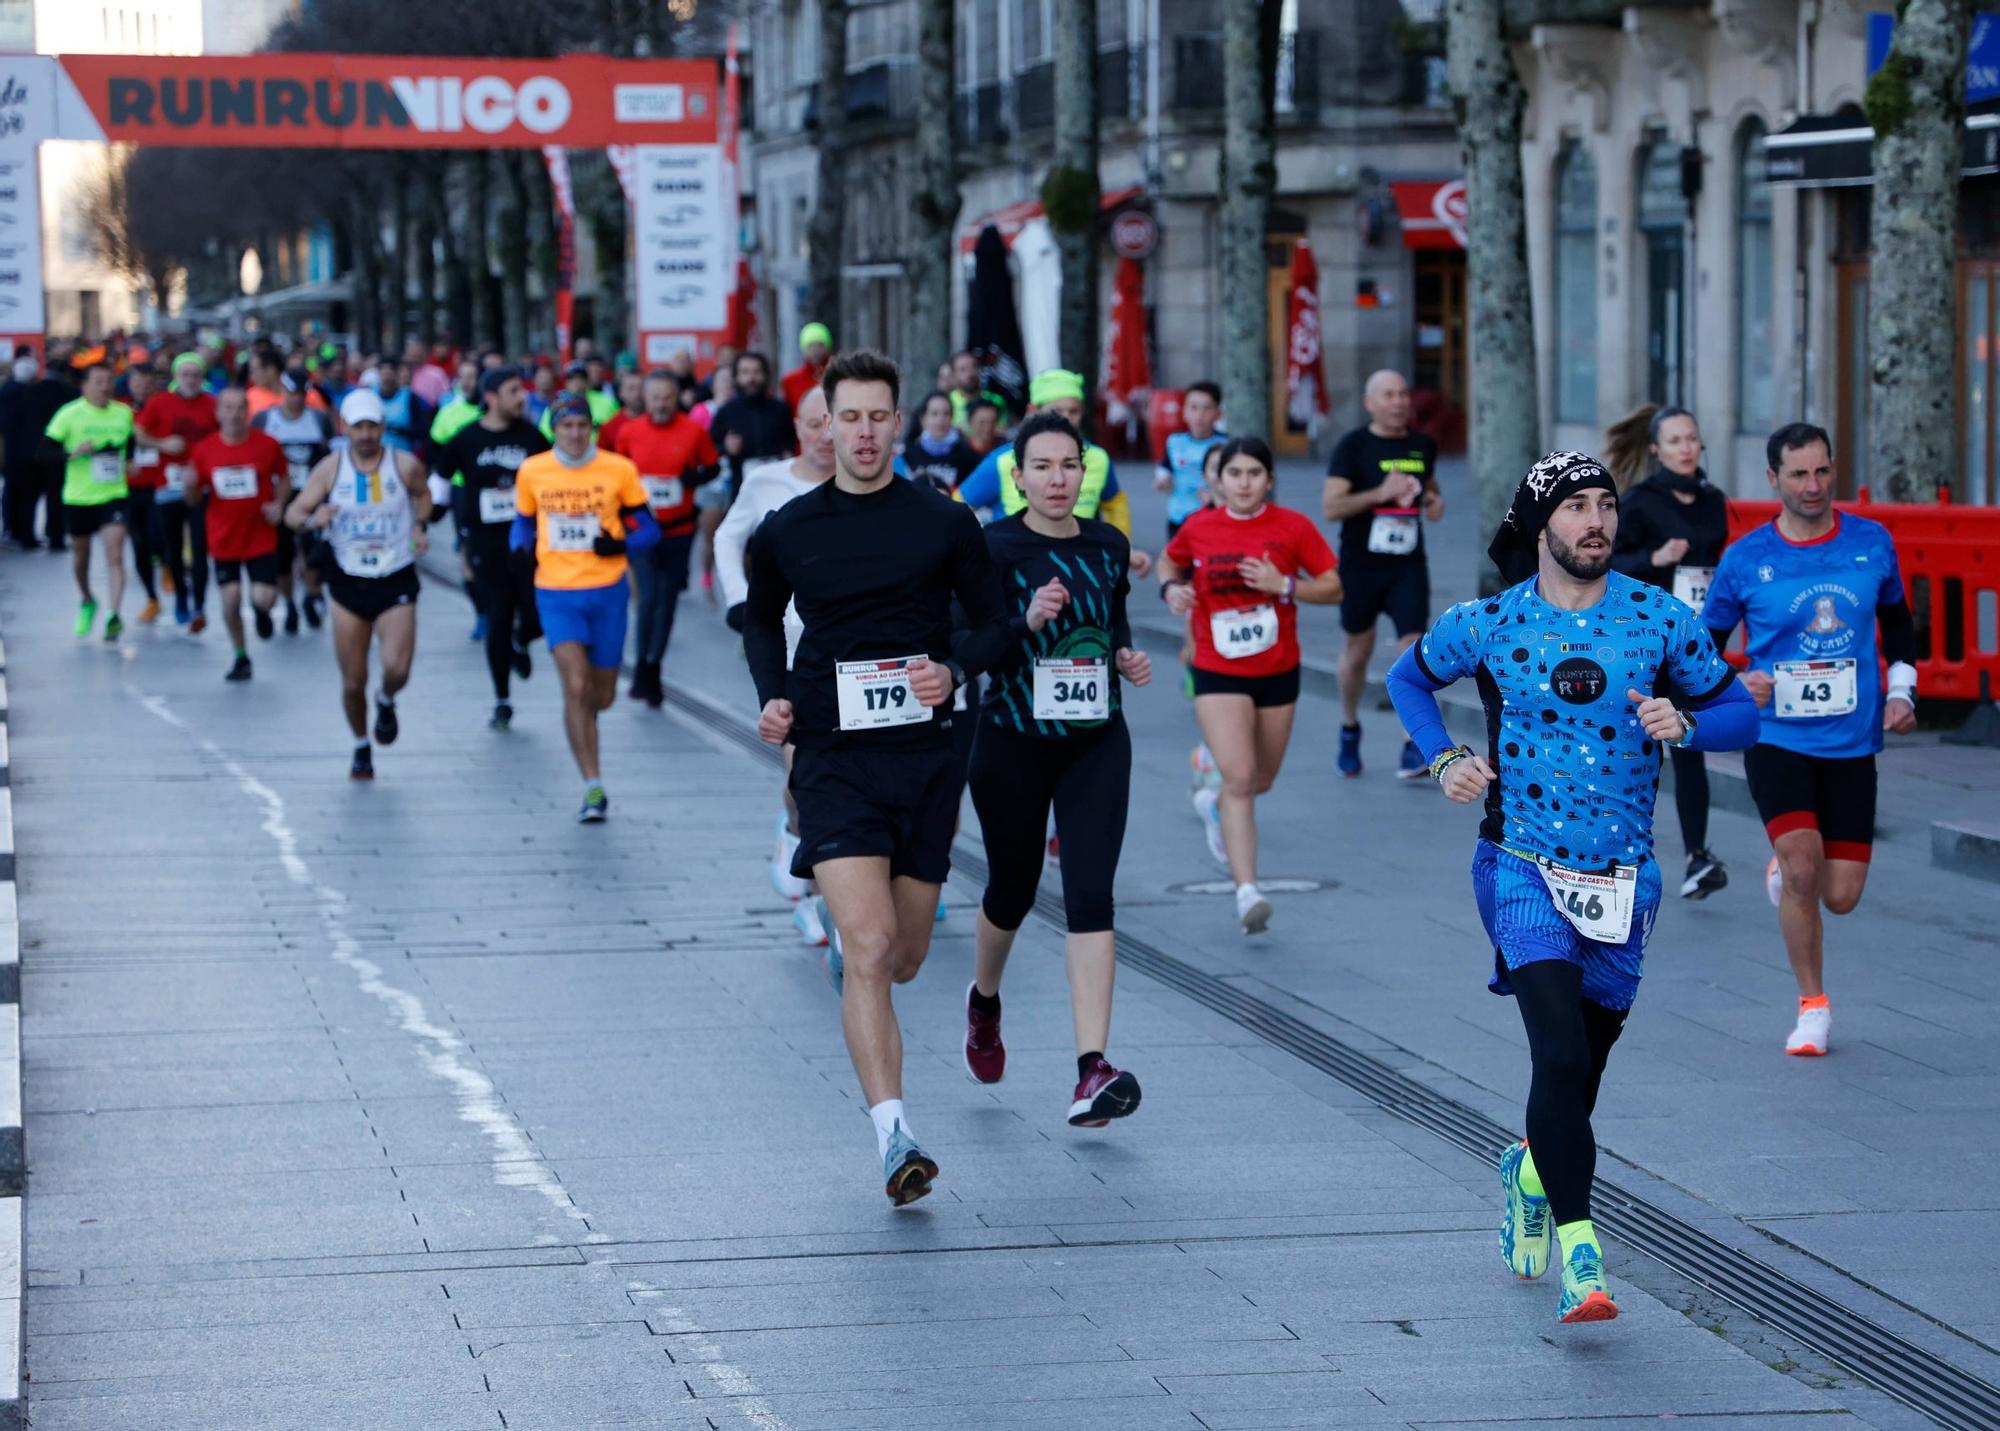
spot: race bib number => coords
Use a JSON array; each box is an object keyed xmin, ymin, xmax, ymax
[
  {"xmin": 546, "ymin": 512, "xmax": 602, "ymax": 552},
  {"xmin": 642, "ymin": 475, "xmax": 684, "ymax": 510},
  {"xmin": 1671, "ymin": 564, "xmax": 1716, "ymax": 614},
  {"xmin": 478, "ymin": 487, "xmax": 518, "ymax": 524},
  {"xmin": 161, "ymin": 463, "xmax": 191, "ymax": 497},
  {"xmin": 1773, "ymin": 659, "xmax": 1858, "ymax": 719},
  {"xmin": 1367, "ymin": 510, "xmax": 1420, "ymax": 556},
  {"xmin": 213, "ymin": 465, "xmax": 260, "ymax": 501},
  {"xmin": 1536, "ymin": 859, "xmax": 1637, "ymax": 945},
  {"xmin": 1211, "ymin": 603, "xmax": 1277, "ymax": 661},
  {"xmin": 835, "ymin": 657, "xmax": 930, "ymax": 731},
  {"xmin": 346, "ymin": 543, "xmax": 391, "ymax": 575},
  {"xmin": 89, "ymin": 452, "xmax": 123, "ymax": 484},
  {"xmin": 132, "ymin": 447, "xmax": 160, "ymax": 470},
  {"xmin": 1032, "ymin": 658, "xmax": 1109, "ymax": 722}
]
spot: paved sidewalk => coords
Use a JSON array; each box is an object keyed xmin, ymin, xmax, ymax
[{"xmin": 0, "ymin": 544, "xmax": 1985, "ymax": 1428}]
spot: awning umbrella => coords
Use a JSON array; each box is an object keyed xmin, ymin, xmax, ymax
[
  {"xmin": 1104, "ymin": 255, "xmax": 1150, "ymax": 421},
  {"xmin": 1284, "ymin": 239, "xmax": 1328, "ymax": 436},
  {"xmin": 966, "ymin": 223, "xmax": 1028, "ymax": 416}
]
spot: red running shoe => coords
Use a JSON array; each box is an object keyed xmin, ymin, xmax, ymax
[
  {"xmin": 963, "ymin": 982, "xmax": 1006, "ymax": 1084},
  {"xmin": 1068, "ymin": 1058, "xmax": 1142, "ymax": 1127}
]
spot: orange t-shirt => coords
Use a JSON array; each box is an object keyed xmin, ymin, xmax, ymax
[{"xmin": 515, "ymin": 448, "xmax": 649, "ymax": 590}]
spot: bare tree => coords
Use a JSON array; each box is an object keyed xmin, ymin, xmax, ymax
[
  {"xmin": 1865, "ymin": 0, "xmax": 1973, "ymax": 501},
  {"xmin": 497, "ymin": 152, "xmax": 532, "ymax": 358},
  {"xmin": 1447, "ymin": 0, "xmax": 1539, "ymax": 588},
  {"xmin": 905, "ymin": 0, "xmax": 960, "ymax": 384},
  {"xmin": 1048, "ymin": 0, "xmax": 1100, "ymax": 381},
  {"xmin": 1217, "ymin": 0, "xmax": 1281, "ymax": 437},
  {"xmin": 807, "ymin": 0, "xmax": 849, "ymax": 340}
]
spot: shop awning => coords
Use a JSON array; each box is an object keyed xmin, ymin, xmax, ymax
[
  {"xmin": 957, "ymin": 185, "xmax": 1143, "ymax": 254},
  {"xmin": 1390, "ymin": 179, "xmax": 1466, "ymax": 249},
  {"xmin": 1767, "ymin": 103, "xmax": 2000, "ymax": 187}
]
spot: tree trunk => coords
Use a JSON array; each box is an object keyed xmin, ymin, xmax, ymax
[
  {"xmin": 905, "ymin": 0, "xmax": 960, "ymax": 383},
  {"xmin": 1049, "ymin": 0, "xmax": 1100, "ymax": 384},
  {"xmin": 1447, "ymin": 0, "xmax": 1539, "ymax": 591},
  {"xmin": 437, "ymin": 162, "xmax": 470, "ymax": 347},
  {"xmin": 390, "ymin": 161, "xmax": 411, "ymax": 344},
  {"xmin": 348, "ymin": 205, "xmax": 381, "ymax": 355},
  {"xmin": 1218, "ymin": 0, "xmax": 1279, "ymax": 438},
  {"xmin": 415, "ymin": 159, "xmax": 440, "ymax": 345},
  {"xmin": 496, "ymin": 153, "xmax": 531, "ymax": 360},
  {"xmin": 1866, "ymin": 0, "xmax": 1973, "ymax": 502},
  {"xmin": 589, "ymin": 168, "xmax": 630, "ymax": 356},
  {"xmin": 524, "ymin": 152, "xmax": 559, "ymax": 354},
  {"xmin": 467, "ymin": 156, "xmax": 501, "ymax": 351},
  {"xmin": 806, "ymin": 0, "xmax": 848, "ymax": 342}
]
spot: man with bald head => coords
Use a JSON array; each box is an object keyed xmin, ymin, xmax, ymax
[{"xmin": 1322, "ymin": 369, "xmax": 1444, "ymax": 778}]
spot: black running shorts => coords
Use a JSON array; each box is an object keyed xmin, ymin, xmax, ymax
[
  {"xmin": 789, "ymin": 743, "xmax": 959, "ymax": 884},
  {"xmin": 1339, "ymin": 559, "xmax": 1429, "ymax": 637}
]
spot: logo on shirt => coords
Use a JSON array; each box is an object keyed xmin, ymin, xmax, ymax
[
  {"xmin": 1550, "ymin": 656, "xmax": 1608, "ymax": 704},
  {"xmin": 1757, "ymin": 564, "xmax": 1774, "ymax": 583},
  {"xmin": 1805, "ymin": 597, "xmax": 1847, "ymax": 635},
  {"xmin": 1787, "ymin": 581, "xmax": 1860, "ymax": 656}
]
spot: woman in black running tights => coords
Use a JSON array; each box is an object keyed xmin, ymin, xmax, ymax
[{"xmin": 959, "ymin": 412, "xmax": 1154, "ymax": 1129}]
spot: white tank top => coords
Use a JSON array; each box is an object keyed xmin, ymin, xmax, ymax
[{"xmin": 327, "ymin": 446, "xmax": 415, "ymax": 579}]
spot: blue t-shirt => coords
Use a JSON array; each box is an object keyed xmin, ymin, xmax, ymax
[
  {"xmin": 1415, "ymin": 571, "xmax": 1736, "ymax": 868},
  {"xmin": 1159, "ymin": 429, "xmax": 1225, "ymax": 524},
  {"xmin": 1704, "ymin": 512, "xmax": 1904, "ymax": 759}
]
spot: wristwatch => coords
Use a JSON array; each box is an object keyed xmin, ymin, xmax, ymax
[{"xmin": 1674, "ymin": 708, "xmax": 1697, "ymax": 747}]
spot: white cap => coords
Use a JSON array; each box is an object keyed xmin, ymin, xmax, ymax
[{"xmin": 339, "ymin": 388, "xmax": 385, "ymax": 427}]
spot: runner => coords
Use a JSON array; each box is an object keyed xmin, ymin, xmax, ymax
[
  {"xmin": 1385, "ymin": 450, "xmax": 1757, "ymax": 1323},
  {"xmin": 188, "ymin": 388, "xmax": 290, "ymax": 681},
  {"xmin": 1153, "ymin": 379, "xmax": 1225, "ymax": 539},
  {"xmin": 1321, "ymin": 369, "xmax": 1443, "ymax": 779},
  {"xmin": 440, "ymin": 368, "xmax": 549, "ymax": 730},
  {"xmin": 255, "ymin": 372, "xmax": 336, "ymax": 633},
  {"xmin": 44, "ymin": 363, "xmax": 134, "ymax": 640},
  {"xmin": 717, "ymin": 387, "xmax": 838, "ymax": 945},
  {"xmin": 1702, "ymin": 423, "xmax": 1918, "ymax": 1056},
  {"xmin": 535, "ymin": 361, "xmax": 619, "ymax": 440},
  {"xmin": 612, "ymin": 369, "xmax": 719, "ymax": 706},
  {"xmin": 780, "ymin": 322, "xmax": 832, "ymax": 413},
  {"xmin": 743, "ymin": 350, "xmax": 1007, "ymax": 1204},
  {"xmin": 958, "ymin": 371, "xmax": 1145, "ymax": 568},
  {"xmin": 947, "ymin": 349, "xmax": 1006, "ymax": 433},
  {"xmin": 120, "ymin": 361, "xmax": 169, "ymax": 624},
  {"xmin": 429, "ymin": 359, "xmax": 484, "ymax": 449},
  {"xmin": 375, "ymin": 357, "xmax": 435, "ymax": 459},
  {"xmin": 284, "ymin": 389, "xmax": 433, "ymax": 781},
  {"xmin": 135, "ymin": 352, "xmax": 220, "ymax": 629},
  {"xmin": 596, "ymin": 370, "xmax": 646, "ymax": 454},
  {"xmin": 512, "ymin": 392, "xmax": 659, "ymax": 820},
  {"xmin": 1606, "ymin": 404, "xmax": 1732, "ymax": 899},
  {"xmin": 960, "ymin": 410, "xmax": 1152, "ymax": 1126},
  {"xmin": 1157, "ymin": 437, "xmax": 1341, "ymax": 932},
  {"xmin": 902, "ymin": 391, "xmax": 981, "ymax": 494}
]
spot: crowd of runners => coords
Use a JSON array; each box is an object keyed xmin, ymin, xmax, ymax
[{"xmin": 0, "ymin": 328, "xmax": 1922, "ymax": 1325}]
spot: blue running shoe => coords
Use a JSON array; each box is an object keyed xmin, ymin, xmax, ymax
[
  {"xmin": 1338, "ymin": 723, "xmax": 1362, "ymax": 778},
  {"xmin": 823, "ymin": 904, "xmax": 844, "ymax": 995},
  {"xmin": 471, "ymin": 614, "xmax": 488, "ymax": 642},
  {"xmin": 577, "ymin": 786, "xmax": 609, "ymax": 823},
  {"xmin": 1498, "ymin": 1141, "xmax": 1551, "ymax": 1280},
  {"xmin": 882, "ymin": 1122, "xmax": 938, "ymax": 1206},
  {"xmin": 935, "ymin": 895, "xmax": 948, "ymax": 922},
  {"xmin": 1556, "ymin": 1238, "xmax": 1619, "ymax": 1323},
  {"xmin": 1397, "ymin": 739, "xmax": 1427, "ymax": 780}
]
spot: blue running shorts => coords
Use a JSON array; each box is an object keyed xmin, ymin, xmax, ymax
[
  {"xmin": 535, "ymin": 577, "xmax": 630, "ymax": 670},
  {"xmin": 1471, "ymin": 840, "xmax": 1661, "ymax": 1011}
]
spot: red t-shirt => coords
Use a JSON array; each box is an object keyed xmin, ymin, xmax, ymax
[
  {"xmin": 613, "ymin": 413, "xmax": 720, "ymax": 537},
  {"xmin": 190, "ymin": 430, "xmax": 289, "ymax": 560},
  {"xmin": 597, "ymin": 410, "xmax": 641, "ymax": 454},
  {"xmin": 133, "ymin": 389, "xmax": 219, "ymax": 493},
  {"xmin": 1164, "ymin": 503, "xmax": 1337, "ymax": 677},
  {"xmin": 780, "ymin": 362, "xmax": 824, "ymax": 415}
]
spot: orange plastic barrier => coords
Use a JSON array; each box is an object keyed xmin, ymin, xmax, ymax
[{"xmin": 1723, "ymin": 497, "xmax": 2000, "ymax": 700}]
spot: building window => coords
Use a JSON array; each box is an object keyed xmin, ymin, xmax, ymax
[
  {"xmin": 1019, "ymin": 0, "xmax": 1046, "ymax": 63},
  {"xmin": 1554, "ymin": 140, "xmax": 1598, "ymax": 425},
  {"xmin": 1736, "ymin": 119, "xmax": 1776, "ymax": 433}
]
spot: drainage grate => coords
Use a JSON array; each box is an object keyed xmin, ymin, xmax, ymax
[{"xmin": 664, "ymin": 682, "xmax": 2000, "ymax": 1431}]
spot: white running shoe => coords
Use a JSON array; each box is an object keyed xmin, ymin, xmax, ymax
[
  {"xmin": 1193, "ymin": 786, "xmax": 1228, "ymax": 867},
  {"xmin": 1765, "ymin": 855, "xmax": 1783, "ymax": 908},
  {"xmin": 1785, "ymin": 1002, "xmax": 1831, "ymax": 1056},
  {"xmin": 772, "ymin": 815, "xmax": 811, "ymax": 901},
  {"xmin": 793, "ymin": 896, "xmax": 829, "ymax": 947},
  {"xmin": 1236, "ymin": 883, "xmax": 1272, "ymax": 934}
]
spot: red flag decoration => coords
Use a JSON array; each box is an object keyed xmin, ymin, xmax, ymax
[
  {"xmin": 728, "ymin": 256, "xmax": 760, "ymax": 350},
  {"xmin": 1285, "ymin": 239, "xmax": 1328, "ymax": 436},
  {"xmin": 1103, "ymin": 255, "xmax": 1150, "ymax": 418},
  {"xmin": 541, "ymin": 145, "xmax": 577, "ymax": 363}
]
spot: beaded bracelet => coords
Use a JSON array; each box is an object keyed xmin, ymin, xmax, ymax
[{"xmin": 1429, "ymin": 744, "xmax": 1473, "ymax": 782}]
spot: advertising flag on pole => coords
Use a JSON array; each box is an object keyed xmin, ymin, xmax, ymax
[
  {"xmin": 541, "ymin": 145, "xmax": 577, "ymax": 362},
  {"xmin": 1285, "ymin": 239, "xmax": 1328, "ymax": 437}
]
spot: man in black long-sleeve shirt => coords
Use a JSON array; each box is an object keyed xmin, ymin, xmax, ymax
[{"xmin": 746, "ymin": 349, "xmax": 1007, "ymax": 1207}]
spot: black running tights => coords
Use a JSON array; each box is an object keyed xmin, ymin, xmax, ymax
[
  {"xmin": 968, "ymin": 716, "xmax": 1130, "ymax": 934},
  {"xmin": 469, "ymin": 552, "xmax": 541, "ymax": 701},
  {"xmin": 1668, "ymin": 743, "xmax": 1710, "ymax": 854},
  {"xmin": 1511, "ymin": 959, "xmax": 1630, "ymax": 1227}
]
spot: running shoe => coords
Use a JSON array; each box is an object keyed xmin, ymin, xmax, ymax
[
  {"xmin": 1236, "ymin": 883, "xmax": 1272, "ymax": 934},
  {"xmin": 283, "ymin": 603, "xmax": 300, "ymax": 636},
  {"xmin": 792, "ymin": 897, "xmax": 829, "ymax": 947},
  {"xmin": 824, "ymin": 911, "xmax": 844, "ymax": 995},
  {"xmin": 189, "ymin": 610, "xmax": 208, "ymax": 635},
  {"xmin": 578, "ymin": 786, "xmax": 609, "ymax": 823},
  {"xmin": 1556, "ymin": 1239, "xmax": 1618, "ymax": 1323},
  {"xmin": 303, "ymin": 595, "xmax": 323, "ymax": 630},
  {"xmin": 1681, "ymin": 849, "xmax": 1728, "ymax": 900},
  {"xmin": 935, "ymin": 895, "xmax": 948, "ymax": 922},
  {"xmin": 1498, "ymin": 1141, "xmax": 1551, "ymax": 1280},
  {"xmin": 224, "ymin": 653, "xmax": 253, "ymax": 683},
  {"xmin": 74, "ymin": 599, "xmax": 97, "ymax": 636},
  {"xmin": 1190, "ymin": 742, "xmax": 1221, "ymax": 794},
  {"xmin": 771, "ymin": 815, "xmax": 811, "ymax": 900},
  {"xmin": 1396, "ymin": 739, "xmax": 1426, "ymax": 780},
  {"xmin": 173, "ymin": 596, "xmax": 191, "ymax": 626},
  {"xmin": 1765, "ymin": 855, "xmax": 1783, "ymax": 907},
  {"xmin": 373, "ymin": 698, "xmax": 399, "ymax": 746},
  {"xmin": 157, "ymin": 566, "xmax": 175, "ymax": 595},
  {"xmin": 489, "ymin": 702, "xmax": 512, "ymax": 731},
  {"xmin": 1045, "ymin": 835, "xmax": 1061, "ymax": 869},
  {"xmin": 1068, "ymin": 1058, "xmax": 1142, "ymax": 1127},
  {"xmin": 103, "ymin": 614, "xmax": 123, "ymax": 642},
  {"xmin": 1785, "ymin": 1001, "xmax": 1831, "ymax": 1056},
  {"xmin": 254, "ymin": 606, "xmax": 274, "ymax": 640},
  {"xmin": 138, "ymin": 597, "xmax": 161, "ymax": 625},
  {"xmin": 964, "ymin": 983, "xmax": 1005, "ymax": 1084},
  {"xmin": 1338, "ymin": 723, "xmax": 1362, "ymax": 778},
  {"xmin": 471, "ymin": 614, "xmax": 488, "ymax": 642},
  {"xmin": 511, "ymin": 646, "xmax": 532, "ymax": 680},
  {"xmin": 1193, "ymin": 786, "xmax": 1227, "ymax": 867},
  {"xmin": 882, "ymin": 1122, "xmax": 938, "ymax": 1206},
  {"xmin": 350, "ymin": 745, "xmax": 374, "ymax": 781}
]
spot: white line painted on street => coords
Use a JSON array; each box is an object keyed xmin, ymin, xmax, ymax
[
  {"xmin": 626, "ymin": 1282, "xmax": 789, "ymax": 1429},
  {"xmin": 129, "ymin": 686, "xmax": 791, "ymax": 1429}
]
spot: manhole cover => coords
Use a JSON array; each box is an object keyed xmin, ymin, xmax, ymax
[{"xmin": 1167, "ymin": 878, "xmax": 1335, "ymax": 895}]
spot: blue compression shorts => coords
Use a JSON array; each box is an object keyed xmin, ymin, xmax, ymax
[{"xmin": 1471, "ymin": 841, "xmax": 1661, "ymax": 1011}]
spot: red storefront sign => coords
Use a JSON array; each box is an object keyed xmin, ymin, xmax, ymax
[{"xmin": 1389, "ymin": 179, "xmax": 1467, "ymax": 250}]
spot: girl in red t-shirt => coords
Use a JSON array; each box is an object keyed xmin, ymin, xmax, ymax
[{"xmin": 1157, "ymin": 436, "xmax": 1342, "ymax": 933}]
